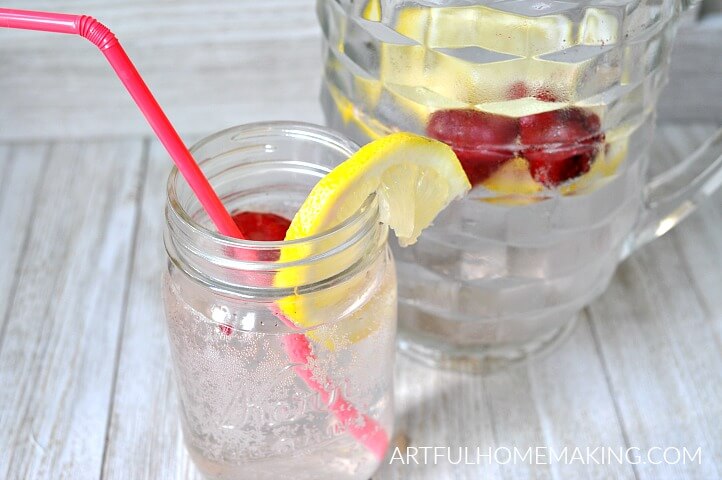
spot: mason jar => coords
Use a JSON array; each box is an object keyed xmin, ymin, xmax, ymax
[{"xmin": 161, "ymin": 122, "xmax": 397, "ymax": 479}]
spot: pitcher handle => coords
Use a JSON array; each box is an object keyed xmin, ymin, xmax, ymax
[{"xmin": 623, "ymin": 126, "xmax": 722, "ymax": 258}]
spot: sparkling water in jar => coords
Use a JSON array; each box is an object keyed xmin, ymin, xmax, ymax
[{"xmin": 162, "ymin": 122, "xmax": 397, "ymax": 478}]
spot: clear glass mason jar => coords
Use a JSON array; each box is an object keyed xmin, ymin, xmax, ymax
[
  {"xmin": 161, "ymin": 122, "xmax": 397, "ymax": 480},
  {"xmin": 318, "ymin": 0, "xmax": 722, "ymax": 372}
]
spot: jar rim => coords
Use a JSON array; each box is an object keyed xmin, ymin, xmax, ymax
[{"xmin": 166, "ymin": 121, "xmax": 372, "ymax": 252}]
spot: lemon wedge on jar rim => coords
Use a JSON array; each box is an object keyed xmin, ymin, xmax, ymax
[{"xmin": 274, "ymin": 132, "xmax": 470, "ymax": 346}]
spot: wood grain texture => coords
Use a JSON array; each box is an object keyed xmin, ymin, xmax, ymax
[
  {"xmin": 0, "ymin": 140, "xmax": 144, "ymax": 480},
  {"xmin": 0, "ymin": 0, "xmax": 323, "ymax": 141},
  {"xmin": 0, "ymin": 144, "xmax": 48, "ymax": 347},
  {"xmin": 373, "ymin": 316, "xmax": 635, "ymax": 480},
  {"xmin": 661, "ymin": 3, "xmax": 722, "ymax": 122},
  {"xmin": 0, "ymin": 0, "xmax": 719, "ymax": 142}
]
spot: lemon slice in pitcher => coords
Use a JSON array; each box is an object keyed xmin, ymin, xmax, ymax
[{"xmin": 274, "ymin": 132, "xmax": 470, "ymax": 345}]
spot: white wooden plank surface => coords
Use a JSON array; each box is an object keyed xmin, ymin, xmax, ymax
[
  {"xmin": 0, "ymin": 0, "xmax": 719, "ymax": 142},
  {"xmin": 0, "ymin": 140, "xmax": 144, "ymax": 479}
]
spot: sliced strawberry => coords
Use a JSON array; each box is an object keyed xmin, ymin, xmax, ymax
[
  {"xmin": 519, "ymin": 108, "xmax": 601, "ymax": 148},
  {"xmin": 519, "ymin": 108, "xmax": 603, "ymax": 187},
  {"xmin": 231, "ymin": 211, "xmax": 291, "ymax": 241},
  {"xmin": 426, "ymin": 109, "xmax": 518, "ymax": 185},
  {"xmin": 219, "ymin": 211, "xmax": 292, "ymax": 335},
  {"xmin": 453, "ymin": 147, "xmax": 514, "ymax": 185},
  {"xmin": 427, "ymin": 109, "xmax": 518, "ymax": 147},
  {"xmin": 523, "ymin": 145, "xmax": 597, "ymax": 187}
]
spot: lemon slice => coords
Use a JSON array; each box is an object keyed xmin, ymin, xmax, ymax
[
  {"xmin": 284, "ymin": 132, "xmax": 469, "ymax": 247},
  {"xmin": 482, "ymin": 157, "xmax": 543, "ymax": 195},
  {"xmin": 274, "ymin": 132, "xmax": 470, "ymax": 344}
]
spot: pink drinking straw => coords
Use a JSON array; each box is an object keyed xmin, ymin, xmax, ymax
[{"xmin": 0, "ymin": 8, "xmax": 388, "ymax": 460}]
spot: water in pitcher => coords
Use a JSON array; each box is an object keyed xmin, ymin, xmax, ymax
[{"xmin": 319, "ymin": 0, "xmax": 679, "ymax": 369}]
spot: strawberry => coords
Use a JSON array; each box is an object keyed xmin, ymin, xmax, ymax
[
  {"xmin": 452, "ymin": 147, "xmax": 514, "ymax": 186},
  {"xmin": 426, "ymin": 109, "xmax": 519, "ymax": 185},
  {"xmin": 231, "ymin": 211, "xmax": 291, "ymax": 241},
  {"xmin": 519, "ymin": 108, "xmax": 603, "ymax": 187},
  {"xmin": 218, "ymin": 211, "xmax": 292, "ymax": 336}
]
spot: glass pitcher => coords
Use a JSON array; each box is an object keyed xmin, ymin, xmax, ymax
[{"xmin": 317, "ymin": 0, "xmax": 722, "ymax": 372}]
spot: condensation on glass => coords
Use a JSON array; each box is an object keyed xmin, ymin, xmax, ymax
[
  {"xmin": 162, "ymin": 122, "xmax": 397, "ymax": 479},
  {"xmin": 318, "ymin": 0, "xmax": 722, "ymax": 372}
]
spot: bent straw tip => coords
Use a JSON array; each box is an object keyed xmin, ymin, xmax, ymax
[{"xmin": 76, "ymin": 15, "xmax": 118, "ymax": 50}]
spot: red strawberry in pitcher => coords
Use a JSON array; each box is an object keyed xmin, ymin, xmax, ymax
[
  {"xmin": 519, "ymin": 107, "xmax": 603, "ymax": 187},
  {"xmin": 426, "ymin": 109, "xmax": 519, "ymax": 186}
]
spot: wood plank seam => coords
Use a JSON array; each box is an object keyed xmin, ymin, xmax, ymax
[
  {"xmin": 586, "ymin": 309, "xmax": 641, "ymax": 480},
  {"xmin": 0, "ymin": 148, "xmax": 13, "ymax": 211},
  {"xmin": 524, "ymin": 357, "xmax": 563, "ymax": 480},
  {"xmin": 98, "ymin": 137, "xmax": 151, "ymax": 479},
  {"xmin": 643, "ymin": 246, "xmax": 721, "ymax": 472},
  {"xmin": 0, "ymin": 143, "xmax": 52, "ymax": 353},
  {"xmin": 524, "ymin": 356, "xmax": 553, "ymax": 479}
]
